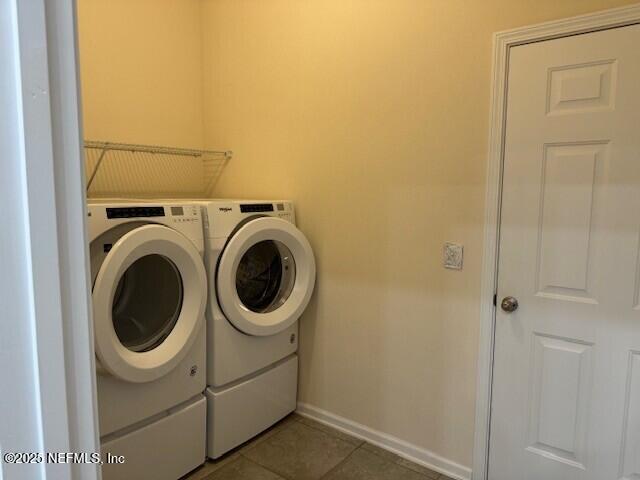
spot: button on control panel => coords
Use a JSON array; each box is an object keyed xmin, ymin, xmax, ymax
[{"xmin": 171, "ymin": 205, "xmax": 199, "ymax": 223}]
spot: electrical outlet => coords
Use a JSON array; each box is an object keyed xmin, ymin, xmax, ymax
[{"xmin": 443, "ymin": 242, "xmax": 463, "ymax": 270}]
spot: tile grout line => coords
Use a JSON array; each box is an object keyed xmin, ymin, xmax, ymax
[
  {"xmin": 298, "ymin": 418, "xmax": 441, "ymax": 479},
  {"xmin": 296, "ymin": 417, "xmax": 366, "ymax": 448},
  {"xmin": 193, "ymin": 413, "xmax": 443, "ymax": 480},
  {"xmin": 317, "ymin": 443, "xmax": 365, "ymax": 480},
  {"xmin": 200, "ymin": 416, "xmax": 302, "ymax": 479},
  {"xmin": 360, "ymin": 443, "xmax": 442, "ymax": 480},
  {"xmin": 239, "ymin": 414, "xmax": 301, "ymax": 456},
  {"xmin": 190, "ymin": 454, "xmax": 241, "ymax": 480},
  {"xmin": 293, "ymin": 416, "xmax": 364, "ymax": 448},
  {"xmin": 240, "ymin": 456, "xmax": 289, "ymax": 480},
  {"xmin": 296, "ymin": 413, "xmax": 447, "ymax": 479},
  {"xmin": 240, "ymin": 415, "xmax": 363, "ymax": 480},
  {"xmin": 245, "ymin": 417, "xmax": 300, "ymax": 454},
  {"xmin": 238, "ymin": 418, "xmax": 301, "ymax": 480}
]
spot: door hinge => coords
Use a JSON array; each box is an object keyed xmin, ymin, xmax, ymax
[{"xmin": 493, "ymin": 293, "xmax": 497, "ymax": 306}]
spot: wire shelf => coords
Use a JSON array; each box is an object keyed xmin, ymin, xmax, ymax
[{"xmin": 84, "ymin": 141, "xmax": 232, "ymax": 198}]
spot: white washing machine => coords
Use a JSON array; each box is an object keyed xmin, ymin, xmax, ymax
[
  {"xmin": 202, "ymin": 199, "xmax": 316, "ymax": 458},
  {"xmin": 87, "ymin": 202, "xmax": 208, "ymax": 480}
]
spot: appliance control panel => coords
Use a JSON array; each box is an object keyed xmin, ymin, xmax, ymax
[
  {"xmin": 240, "ymin": 203, "xmax": 274, "ymax": 213},
  {"xmin": 170, "ymin": 205, "xmax": 200, "ymax": 223},
  {"xmin": 239, "ymin": 202, "xmax": 293, "ymax": 222},
  {"xmin": 106, "ymin": 206, "xmax": 165, "ymax": 218},
  {"xmin": 240, "ymin": 202, "xmax": 292, "ymax": 219}
]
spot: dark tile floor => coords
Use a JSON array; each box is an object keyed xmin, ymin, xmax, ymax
[{"xmin": 184, "ymin": 414, "xmax": 455, "ymax": 480}]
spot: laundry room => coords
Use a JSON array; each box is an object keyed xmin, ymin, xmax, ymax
[{"xmin": 2, "ymin": 1, "xmax": 640, "ymax": 480}]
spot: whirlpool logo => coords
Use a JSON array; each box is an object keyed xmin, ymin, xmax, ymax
[{"xmin": 219, "ymin": 207, "xmax": 232, "ymax": 212}]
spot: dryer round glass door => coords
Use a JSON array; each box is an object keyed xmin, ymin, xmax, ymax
[
  {"xmin": 217, "ymin": 217, "xmax": 316, "ymax": 336},
  {"xmin": 112, "ymin": 254, "xmax": 183, "ymax": 352},
  {"xmin": 92, "ymin": 224, "xmax": 206, "ymax": 383}
]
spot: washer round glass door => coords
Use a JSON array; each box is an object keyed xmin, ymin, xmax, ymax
[
  {"xmin": 235, "ymin": 239, "xmax": 296, "ymax": 313},
  {"xmin": 92, "ymin": 224, "xmax": 206, "ymax": 383},
  {"xmin": 217, "ymin": 217, "xmax": 316, "ymax": 336}
]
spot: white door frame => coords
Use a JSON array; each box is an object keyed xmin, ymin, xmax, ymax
[
  {"xmin": 2, "ymin": 0, "xmax": 101, "ymax": 479},
  {"xmin": 472, "ymin": 4, "xmax": 640, "ymax": 479}
]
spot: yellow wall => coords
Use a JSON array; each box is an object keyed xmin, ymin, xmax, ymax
[
  {"xmin": 200, "ymin": 0, "xmax": 638, "ymax": 468},
  {"xmin": 79, "ymin": 0, "xmax": 638, "ymax": 470},
  {"xmin": 78, "ymin": 0, "xmax": 205, "ymax": 197}
]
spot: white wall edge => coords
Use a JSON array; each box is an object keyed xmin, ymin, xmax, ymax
[
  {"xmin": 473, "ymin": 3, "xmax": 640, "ymax": 480},
  {"xmin": 10, "ymin": 1, "xmax": 101, "ymax": 479},
  {"xmin": 45, "ymin": 0, "xmax": 103, "ymax": 477},
  {"xmin": 297, "ymin": 402, "xmax": 472, "ymax": 480}
]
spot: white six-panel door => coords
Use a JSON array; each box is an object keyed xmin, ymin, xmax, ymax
[{"xmin": 489, "ymin": 24, "xmax": 640, "ymax": 479}]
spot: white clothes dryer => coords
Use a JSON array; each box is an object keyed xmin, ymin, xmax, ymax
[
  {"xmin": 87, "ymin": 202, "xmax": 207, "ymax": 480},
  {"xmin": 201, "ymin": 200, "xmax": 316, "ymax": 458}
]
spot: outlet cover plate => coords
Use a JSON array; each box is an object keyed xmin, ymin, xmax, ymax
[{"xmin": 443, "ymin": 242, "xmax": 463, "ymax": 270}]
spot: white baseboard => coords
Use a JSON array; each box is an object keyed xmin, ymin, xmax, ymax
[{"xmin": 296, "ymin": 402, "xmax": 472, "ymax": 480}]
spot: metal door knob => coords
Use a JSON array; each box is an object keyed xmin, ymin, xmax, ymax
[{"xmin": 501, "ymin": 296, "xmax": 519, "ymax": 313}]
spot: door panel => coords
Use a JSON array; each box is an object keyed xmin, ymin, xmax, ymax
[
  {"xmin": 536, "ymin": 142, "xmax": 606, "ymax": 303},
  {"xmin": 547, "ymin": 60, "xmax": 617, "ymax": 115},
  {"xmin": 489, "ymin": 24, "xmax": 640, "ymax": 480},
  {"xmin": 526, "ymin": 334, "xmax": 593, "ymax": 469}
]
